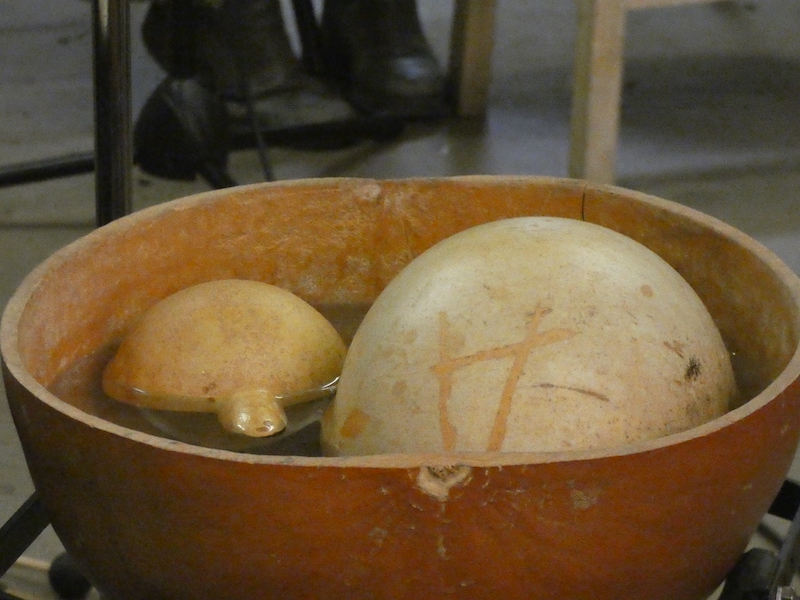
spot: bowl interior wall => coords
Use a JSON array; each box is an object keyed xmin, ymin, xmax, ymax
[{"xmin": 11, "ymin": 177, "xmax": 800, "ymax": 416}]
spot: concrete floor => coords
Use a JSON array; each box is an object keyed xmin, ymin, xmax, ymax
[{"xmin": 2, "ymin": 0, "xmax": 800, "ymax": 597}]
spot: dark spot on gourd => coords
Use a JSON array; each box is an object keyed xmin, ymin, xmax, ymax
[{"xmin": 685, "ymin": 357, "xmax": 701, "ymax": 381}]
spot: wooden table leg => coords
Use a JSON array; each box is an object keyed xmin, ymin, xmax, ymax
[
  {"xmin": 569, "ymin": 0, "xmax": 627, "ymax": 183},
  {"xmin": 447, "ymin": 0, "xmax": 498, "ymax": 117}
]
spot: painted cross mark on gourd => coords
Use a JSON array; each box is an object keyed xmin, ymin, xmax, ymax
[{"xmin": 431, "ymin": 305, "xmax": 577, "ymax": 451}]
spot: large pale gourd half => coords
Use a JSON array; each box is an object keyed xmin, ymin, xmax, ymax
[{"xmin": 321, "ymin": 217, "xmax": 737, "ymax": 456}]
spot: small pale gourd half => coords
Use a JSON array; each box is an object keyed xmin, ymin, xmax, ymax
[
  {"xmin": 103, "ymin": 279, "xmax": 346, "ymax": 437},
  {"xmin": 321, "ymin": 217, "xmax": 738, "ymax": 456}
]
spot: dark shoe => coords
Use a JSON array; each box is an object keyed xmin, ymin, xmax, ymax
[
  {"xmin": 134, "ymin": 77, "xmax": 237, "ymax": 188},
  {"xmin": 320, "ymin": 0, "xmax": 447, "ymax": 119},
  {"xmin": 141, "ymin": 0, "xmax": 358, "ymax": 142}
]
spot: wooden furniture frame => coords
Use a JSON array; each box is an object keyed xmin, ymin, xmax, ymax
[{"xmin": 447, "ymin": 0, "xmax": 720, "ymax": 183}]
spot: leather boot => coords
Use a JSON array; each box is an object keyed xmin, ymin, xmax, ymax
[
  {"xmin": 142, "ymin": 0, "xmax": 357, "ymax": 136},
  {"xmin": 320, "ymin": 0, "xmax": 447, "ymax": 119}
]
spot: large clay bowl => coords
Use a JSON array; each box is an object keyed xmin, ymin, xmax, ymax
[{"xmin": 3, "ymin": 176, "xmax": 800, "ymax": 600}]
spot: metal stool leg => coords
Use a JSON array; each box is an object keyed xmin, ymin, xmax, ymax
[{"xmin": 92, "ymin": 0, "xmax": 132, "ymax": 226}]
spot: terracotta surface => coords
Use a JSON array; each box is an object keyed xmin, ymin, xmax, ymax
[{"xmin": 2, "ymin": 176, "xmax": 800, "ymax": 600}]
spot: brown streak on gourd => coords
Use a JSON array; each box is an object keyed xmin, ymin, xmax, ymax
[
  {"xmin": 431, "ymin": 305, "xmax": 577, "ymax": 452},
  {"xmin": 532, "ymin": 383, "xmax": 610, "ymax": 403},
  {"xmin": 434, "ymin": 312, "xmax": 459, "ymax": 451}
]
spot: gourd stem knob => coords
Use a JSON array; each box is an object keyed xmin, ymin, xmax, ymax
[{"xmin": 216, "ymin": 390, "xmax": 288, "ymax": 437}]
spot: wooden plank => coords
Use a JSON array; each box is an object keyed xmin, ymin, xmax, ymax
[
  {"xmin": 568, "ymin": 0, "xmax": 627, "ymax": 183},
  {"xmin": 447, "ymin": 0, "xmax": 498, "ymax": 117}
]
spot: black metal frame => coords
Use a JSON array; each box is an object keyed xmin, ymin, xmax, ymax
[{"xmin": 0, "ymin": 0, "xmax": 131, "ymax": 226}]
